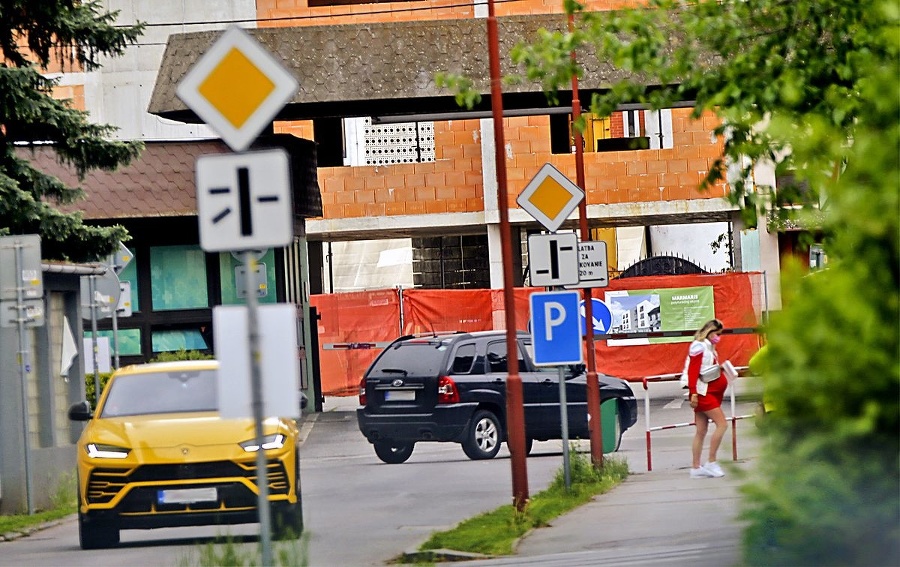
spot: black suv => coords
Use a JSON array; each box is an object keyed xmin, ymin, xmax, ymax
[{"xmin": 356, "ymin": 331, "xmax": 638, "ymax": 463}]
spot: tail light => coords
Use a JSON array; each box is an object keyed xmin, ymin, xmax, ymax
[
  {"xmin": 358, "ymin": 378, "xmax": 367, "ymax": 406},
  {"xmin": 437, "ymin": 376, "xmax": 459, "ymax": 404}
]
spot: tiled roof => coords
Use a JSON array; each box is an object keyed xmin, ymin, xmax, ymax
[
  {"xmin": 20, "ymin": 136, "xmax": 321, "ymax": 220},
  {"xmin": 20, "ymin": 140, "xmax": 229, "ymax": 220},
  {"xmin": 149, "ymin": 14, "xmax": 643, "ymax": 123}
]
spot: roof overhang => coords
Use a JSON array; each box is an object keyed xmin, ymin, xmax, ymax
[{"xmin": 149, "ymin": 14, "xmax": 675, "ymax": 123}]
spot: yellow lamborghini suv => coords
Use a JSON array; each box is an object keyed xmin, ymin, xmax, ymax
[{"xmin": 68, "ymin": 360, "xmax": 301, "ymax": 549}]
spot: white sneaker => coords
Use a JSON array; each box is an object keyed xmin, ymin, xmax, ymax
[
  {"xmin": 703, "ymin": 461, "xmax": 725, "ymax": 477},
  {"xmin": 690, "ymin": 467, "xmax": 713, "ymax": 479}
]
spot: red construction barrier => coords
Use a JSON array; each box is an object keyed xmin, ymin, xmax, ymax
[
  {"xmin": 641, "ymin": 372, "xmax": 755, "ymax": 472},
  {"xmin": 311, "ymin": 290, "xmax": 400, "ymax": 396},
  {"xmin": 310, "ymin": 272, "xmax": 765, "ymax": 396}
]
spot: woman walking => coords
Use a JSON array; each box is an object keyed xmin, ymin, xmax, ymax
[{"xmin": 685, "ymin": 318, "xmax": 729, "ymax": 478}]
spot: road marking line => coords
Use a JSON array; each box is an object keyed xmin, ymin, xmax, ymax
[{"xmin": 664, "ymin": 399, "xmax": 684, "ymax": 409}]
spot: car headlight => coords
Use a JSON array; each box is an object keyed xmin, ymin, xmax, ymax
[
  {"xmin": 239, "ymin": 434, "xmax": 285, "ymax": 452},
  {"xmin": 85, "ymin": 443, "xmax": 131, "ymax": 459}
]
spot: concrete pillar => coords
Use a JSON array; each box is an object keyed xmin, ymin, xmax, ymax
[
  {"xmin": 750, "ymin": 161, "xmax": 783, "ymax": 311},
  {"xmin": 480, "ymin": 117, "xmax": 506, "ymax": 289}
]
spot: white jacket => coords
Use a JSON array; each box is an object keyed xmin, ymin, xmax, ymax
[{"xmin": 680, "ymin": 339, "xmax": 720, "ymax": 396}]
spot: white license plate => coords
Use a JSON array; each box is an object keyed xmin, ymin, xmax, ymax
[
  {"xmin": 384, "ymin": 390, "xmax": 415, "ymax": 401},
  {"xmin": 157, "ymin": 487, "xmax": 217, "ymax": 505}
]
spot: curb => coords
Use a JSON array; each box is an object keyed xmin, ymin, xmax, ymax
[
  {"xmin": 0, "ymin": 515, "xmax": 74, "ymax": 543},
  {"xmin": 397, "ymin": 548, "xmax": 491, "ymax": 563}
]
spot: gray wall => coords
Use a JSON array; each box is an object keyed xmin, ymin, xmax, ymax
[{"xmin": 0, "ymin": 272, "xmax": 85, "ymax": 514}]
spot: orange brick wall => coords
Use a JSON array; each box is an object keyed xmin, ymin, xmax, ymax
[
  {"xmin": 274, "ymin": 120, "xmax": 314, "ymax": 139},
  {"xmin": 317, "ymin": 107, "xmax": 725, "ymax": 221},
  {"xmin": 496, "ymin": 0, "xmax": 645, "ymax": 16},
  {"xmin": 259, "ymin": 1, "xmax": 725, "ymax": 223},
  {"xmin": 257, "ymin": 0, "xmax": 473, "ymax": 27},
  {"xmin": 256, "ymin": 0, "xmax": 645, "ymax": 27},
  {"xmin": 319, "ymin": 118, "xmax": 486, "ymax": 219}
]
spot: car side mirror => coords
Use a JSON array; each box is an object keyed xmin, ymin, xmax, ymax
[{"xmin": 68, "ymin": 400, "xmax": 93, "ymax": 421}]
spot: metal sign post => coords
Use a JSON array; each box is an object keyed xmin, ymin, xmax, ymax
[
  {"xmin": 558, "ymin": 364, "xmax": 571, "ymax": 490},
  {"xmin": 107, "ymin": 244, "xmax": 134, "ymax": 370},
  {"xmin": 243, "ymin": 251, "xmax": 273, "ymax": 560},
  {"xmin": 180, "ymin": 26, "xmax": 300, "ymax": 564},
  {"xmin": 529, "ymin": 290, "xmax": 583, "ymax": 492},
  {"xmin": 14, "ymin": 241, "xmax": 34, "ymax": 515},
  {"xmin": 88, "ymin": 275, "xmax": 102, "ymax": 404},
  {"xmin": 111, "ymin": 306, "xmax": 119, "ymax": 369}
]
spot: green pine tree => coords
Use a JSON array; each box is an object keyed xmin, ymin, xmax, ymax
[{"xmin": 0, "ymin": 0, "xmax": 144, "ymax": 261}]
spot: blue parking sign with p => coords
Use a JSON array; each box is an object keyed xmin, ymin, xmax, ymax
[{"xmin": 529, "ymin": 291, "xmax": 583, "ymax": 366}]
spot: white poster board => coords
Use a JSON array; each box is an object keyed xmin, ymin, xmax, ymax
[{"xmin": 83, "ymin": 337, "xmax": 111, "ymax": 374}]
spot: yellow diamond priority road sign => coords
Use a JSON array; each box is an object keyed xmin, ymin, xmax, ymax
[
  {"xmin": 517, "ymin": 163, "xmax": 585, "ymax": 233},
  {"xmin": 176, "ymin": 26, "xmax": 298, "ymax": 152}
]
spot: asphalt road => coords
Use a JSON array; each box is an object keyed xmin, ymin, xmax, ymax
[{"xmin": 0, "ymin": 378, "xmax": 761, "ymax": 567}]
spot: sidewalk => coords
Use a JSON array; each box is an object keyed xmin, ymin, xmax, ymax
[
  {"xmin": 427, "ymin": 458, "xmax": 757, "ymax": 567},
  {"xmin": 440, "ymin": 378, "xmax": 760, "ymax": 567},
  {"xmin": 439, "ymin": 408, "xmax": 760, "ymax": 566},
  {"xmin": 318, "ymin": 389, "xmax": 760, "ymax": 567}
]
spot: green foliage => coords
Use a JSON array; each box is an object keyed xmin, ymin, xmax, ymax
[
  {"xmin": 0, "ymin": 1, "xmax": 144, "ymax": 261},
  {"xmin": 49, "ymin": 471, "xmax": 77, "ymax": 510},
  {"xmin": 0, "ymin": 505, "xmax": 76, "ymax": 536},
  {"xmin": 415, "ymin": 453, "xmax": 628, "ymax": 558},
  {"xmin": 150, "ymin": 349, "xmax": 215, "ymax": 363},
  {"xmin": 177, "ymin": 533, "xmax": 309, "ymax": 567},
  {"xmin": 434, "ymin": 72, "xmax": 482, "ymax": 110},
  {"xmin": 510, "ymin": 0, "xmax": 899, "ymax": 564},
  {"xmin": 510, "ymin": 0, "xmax": 885, "ymax": 223},
  {"xmin": 0, "ymin": 473, "xmax": 77, "ymax": 534},
  {"xmin": 84, "ymin": 371, "xmax": 112, "ymax": 408},
  {"xmin": 739, "ymin": 7, "xmax": 900, "ymax": 562}
]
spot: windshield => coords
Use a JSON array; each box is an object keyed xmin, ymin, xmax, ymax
[
  {"xmin": 369, "ymin": 340, "xmax": 451, "ymax": 377},
  {"xmin": 99, "ymin": 369, "xmax": 218, "ymax": 417}
]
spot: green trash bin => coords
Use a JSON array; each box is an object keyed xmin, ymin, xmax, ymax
[{"xmin": 601, "ymin": 398, "xmax": 619, "ymax": 453}]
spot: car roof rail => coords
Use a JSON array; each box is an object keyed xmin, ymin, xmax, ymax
[{"xmin": 404, "ymin": 330, "xmax": 462, "ymax": 338}]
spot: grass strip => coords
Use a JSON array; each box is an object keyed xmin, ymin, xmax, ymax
[
  {"xmin": 413, "ymin": 451, "xmax": 629, "ymax": 559},
  {"xmin": 0, "ymin": 504, "xmax": 76, "ymax": 537}
]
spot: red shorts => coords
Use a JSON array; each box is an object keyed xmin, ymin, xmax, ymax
[{"xmin": 695, "ymin": 374, "xmax": 727, "ymax": 413}]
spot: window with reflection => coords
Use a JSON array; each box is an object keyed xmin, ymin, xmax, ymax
[
  {"xmin": 451, "ymin": 343, "xmax": 477, "ymax": 374},
  {"xmin": 152, "ymin": 329, "xmax": 209, "ymax": 353},
  {"xmin": 86, "ymin": 329, "xmax": 142, "ymax": 356},
  {"xmin": 150, "ymin": 245, "xmax": 208, "ymax": 310},
  {"xmin": 486, "ymin": 341, "xmax": 527, "ymax": 373}
]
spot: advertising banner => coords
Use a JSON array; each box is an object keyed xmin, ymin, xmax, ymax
[{"xmin": 605, "ymin": 285, "xmax": 715, "ymax": 345}]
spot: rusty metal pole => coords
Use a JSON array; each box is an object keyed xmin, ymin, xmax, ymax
[
  {"xmin": 487, "ymin": 0, "xmax": 529, "ymax": 510},
  {"xmin": 569, "ymin": 13, "xmax": 604, "ymax": 468}
]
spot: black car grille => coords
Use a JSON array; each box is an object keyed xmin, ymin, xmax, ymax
[{"xmin": 86, "ymin": 459, "xmax": 289, "ymax": 507}]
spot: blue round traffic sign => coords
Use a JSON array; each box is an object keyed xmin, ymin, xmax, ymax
[{"xmin": 579, "ymin": 298, "xmax": 613, "ymax": 336}]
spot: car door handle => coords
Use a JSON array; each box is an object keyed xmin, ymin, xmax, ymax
[
  {"xmin": 542, "ymin": 379, "xmax": 555, "ymax": 385},
  {"xmin": 492, "ymin": 378, "xmax": 504, "ymax": 384}
]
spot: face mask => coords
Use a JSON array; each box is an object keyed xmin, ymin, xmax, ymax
[{"xmin": 710, "ymin": 335, "xmax": 721, "ymax": 345}]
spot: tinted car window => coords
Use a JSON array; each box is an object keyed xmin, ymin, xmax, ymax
[
  {"xmin": 100, "ymin": 369, "xmax": 217, "ymax": 417},
  {"xmin": 523, "ymin": 342, "xmax": 557, "ymax": 373},
  {"xmin": 450, "ymin": 343, "xmax": 477, "ymax": 374},
  {"xmin": 370, "ymin": 339, "xmax": 452, "ymax": 376},
  {"xmin": 486, "ymin": 341, "xmax": 527, "ymax": 372}
]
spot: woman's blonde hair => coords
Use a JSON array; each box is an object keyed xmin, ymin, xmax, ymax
[{"xmin": 694, "ymin": 318, "xmax": 724, "ymax": 341}]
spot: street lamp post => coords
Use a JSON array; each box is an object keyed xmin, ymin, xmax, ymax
[
  {"xmin": 569, "ymin": 13, "xmax": 604, "ymax": 468},
  {"xmin": 486, "ymin": 0, "xmax": 529, "ymax": 511}
]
